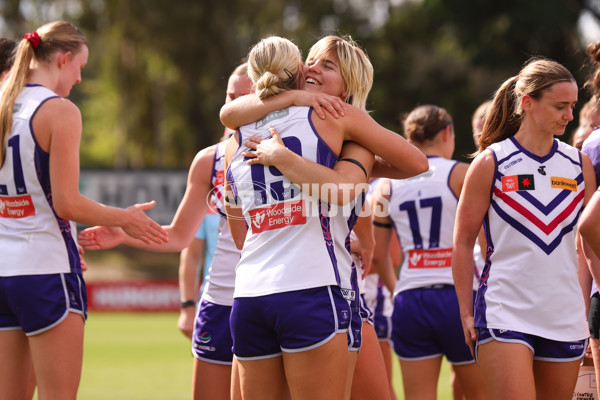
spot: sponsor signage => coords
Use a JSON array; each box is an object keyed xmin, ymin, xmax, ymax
[
  {"xmin": 248, "ymin": 200, "xmax": 306, "ymax": 233},
  {"xmin": 87, "ymin": 281, "xmax": 182, "ymax": 311},
  {"xmin": 408, "ymin": 248, "xmax": 452, "ymax": 269},
  {"xmin": 501, "ymin": 174, "xmax": 535, "ymax": 192},
  {"xmin": 0, "ymin": 194, "xmax": 35, "ymax": 218}
]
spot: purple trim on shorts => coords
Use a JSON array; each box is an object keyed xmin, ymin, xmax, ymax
[
  {"xmin": 192, "ymin": 299, "xmax": 234, "ymax": 364},
  {"xmin": 475, "ymin": 328, "xmax": 588, "ymax": 364},
  {"xmin": 0, "ymin": 273, "xmax": 87, "ymax": 335},
  {"xmin": 231, "ymin": 286, "xmax": 349, "ymax": 361}
]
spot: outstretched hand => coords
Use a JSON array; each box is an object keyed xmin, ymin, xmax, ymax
[
  {"xmin": 122, "ymin": 201, "xmax": 169, "ymax": 244},
  {"xmin": 242, "ymin": 126, "xmax": 287, "ymax": 166},
  {"xmin": 291, "ymin": 90, "xmax": 347, "ymax": 120},
  {"xmin": 78, "ymin": 226, "xmax": 127, "ymax": 250}
]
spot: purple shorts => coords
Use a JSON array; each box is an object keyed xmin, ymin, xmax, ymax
[
  {"xmin": 374, "ymin": 313, "xmax": 392, "ymax": 342},
  {"xmin": 359, "ymin": 293, "xmax": 374, "ymax": 324},
  {"xmin": 476, "ymin": 328, "xmax": 588, "ymax": 363},
  {"xmin": 231, "ymin": 285, "xmax": 350, "ymax": 360},
  {"xmin": 192, "ymin": 299, "xmax": 233, "ymax": 364},
  {"xmin": 0, "ymin": 273, "xmax": 87, "ymax": 335},
  {"xmin": 391, "ymin": 285, "xmax": 474, "ymax": 364},
  {"xmin": 348, "ymin": 303, "xmax": 363, "ymax": 351}
]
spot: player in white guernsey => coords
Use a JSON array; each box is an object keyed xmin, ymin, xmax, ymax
[
  {"xmin": 371, "ymin": 105, "xmax": 487, "ymax": 400},
  {"xmin": 0, "ymin": 22, "xmax": 168, "ymax": 399},
  {"xmin": 80, "ymin": 64, "xmax": 258, "ymax": 400},
  {"xmin": 223, "ymin": 36, "xmax": 427, "ymax": 400},
  {"xmin": 577, "ymin": 41, "xmax": 600, "ymax": 399},
  {"xmin": 222, "ymin": 35, "xmax": 429, "ymax": 400},
  {"xmin": 454, "ymin": 59, "xmax": 596, "ymax": 399}
]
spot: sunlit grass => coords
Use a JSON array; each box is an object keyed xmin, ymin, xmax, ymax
[{"xmin": 34, "ymin": 312, "xmax": 453, "ymax": 399}]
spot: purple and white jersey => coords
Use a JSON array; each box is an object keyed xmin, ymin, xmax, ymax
[
  {"xmin": 202, "ymin": 216, "xmax": 240, "ymax": 306},
  {"xmin": 332, "ymin": 196, "xmax": 365, "ymax": 305},
  {"xmin": 201, "ymin": 140, "xmax": 241, "ymax": 306},
  {"xmin": 210, "ymin": 140, "xmax": 228, "ymax": 218},
  {"xmin": 582, "ymin": 127, "xmax": 600, "ymax": 297},
  {"xmin": 363, "ymin": 274, "xmax": 393, "ymax": 319},
  {"xmin": 227, "ymin": 106, "xmax": 340, "ymax": 297},
  {"xmin": 477, "ymin": 137, "xmax": 587, "ymax": 341},
  {"xmin": 387, "ymin": 156, "xmax": 478, "ymax": 295},
  {"xmin": 0, "ymin": 85, "xmax": 80, "ymax": 276},
  {"xmin": 582, "ymin": 126, "xmax": 600, "ymax": 187}
]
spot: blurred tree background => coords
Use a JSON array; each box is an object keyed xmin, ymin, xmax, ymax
[{"xmin": 1, "ymin": 0, "xmax": 599, "ymax": 167}]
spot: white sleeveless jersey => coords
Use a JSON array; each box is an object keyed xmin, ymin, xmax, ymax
[
  {"xmin": 202, "ymin": 141, "xmax": 240, "ymax": 306},
  {"xmin": 0, "ymin": 85, "xmax": 80, "ymax": 276},
  {"xmin": 202, "ymin": 217, "xmax": 240, "ymax": 305},
  {"xmin": 388, "ymin": 156, "xmax": 478, "ymax": 295},
  {"xmin": 335, "ymin": 206, "xmax": 365, "ymax": 304},
  {"xmin": 227, "ymin": 106, "xmax": 340, "ymax": 297},
  {"xmin": 210, "ymin": 141, "xmax": 228, "ymax": 218},
  {"xmin": 478, "ymin": 137, "xmax": 587, "ymax": 341},
  {"xmin": 364, "ymin": 274, "xmax": 393, "ymax": 318}
]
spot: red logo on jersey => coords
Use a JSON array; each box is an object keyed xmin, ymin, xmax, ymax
[
  {"xmin": 0, "ymin": 195, "xmax": 35, "ymax": 218},
  {"xmin": 248, "ymin": 200, "xmax": 306, "ymax": 234},
  {"xmin": 501, "ymin": 174, "xmax": 535, "ymax": 192},
  {"xmin": 408, "ymin": 248, "xmax": 452, "ymax": 268},
  {"xmin": 214, "ymin": 170, "xmax": 224, "ymax": 187}
]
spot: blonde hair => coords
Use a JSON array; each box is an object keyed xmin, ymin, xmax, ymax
[
  {"xmin": 247, "ymin": 36, "xmax": 302, "ymax": 100},
  {"xmin": 0, "ymin": 21, "xmax": 86, "ymax": 165},
  {"xmin": 306, "ymin": 35, "xmax": 373, "ymax": 110},
  {"xmin": 477, "ymin": 58, "xmax": 575, "ymax": 153}
]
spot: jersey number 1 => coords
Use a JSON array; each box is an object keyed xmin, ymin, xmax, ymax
[{"xmin": 0, "ymin": 135, "xmax": 27, "ymax": 195}]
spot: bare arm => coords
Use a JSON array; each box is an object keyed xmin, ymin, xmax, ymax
[
  {"xmin": 223, "ymin": 136, "xmax": 248, "ymax": 250},
  {"xmin": 177, "ymin": 236, "xmax": 204, "ymax": 339},
  {"xmin": 350, "ymin": 200, "xmax": 375, "ymax": 278},
  {"xmin": 79, "ymin": 146, "xmax": 215, "ymax": 252},
  {"xmin": 579, "ymin": 153, "xmax": 600, "ymax": 258},
  {"xmin": 243, "ymin": 127, "xmax": 373, "ymax": 204},
  {"xmin": 577, "ymin": 232, "xmax": 593, "ymax": 316},
  {"xmin": 448, "ymin": 162, "xmax": 470, "ymax": 198},
  {"xmin": 41, "ymin": 98, "xmax": 167, "ymax": 244},
  {"xmin": 371, "ymin": 156, "xmax": 427, "ymax": 180},
  {"xmin": 452, "ymin": 151, "xmax": 495, "ymax": 354},
  {"xmin": 220, "ymin": 90, "xmax": 346, "ymax": 129},
  {"xmin": 341, "ymin": 106, "xmax": 429, "ymax": 179},
  {"xmin": 370, "ymin": 179, "xmax": 398, "ymax": 293}
]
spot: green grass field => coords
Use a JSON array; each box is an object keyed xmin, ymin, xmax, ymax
[{"xmin": 53, "ymin": 312, "xmax": 452, "ymax": 399}]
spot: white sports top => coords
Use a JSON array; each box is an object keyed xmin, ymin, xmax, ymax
[
  {"xmin": 387, "ymin": 156, "xmax": 478, "ymax": 295},
  {"xmin": 227, "ymin": 106, "xmax": 340, "ymax": 297},
  {"xmin": 0, "ymin": 85, "xmax": 80, "ymax": 276},
  {"xmin": 478, "ymin": 137, "xmax": 587, "ymax": 341},
  {"xmin": 202, "ymin": 141, "xmax": 240, "ymax": 306}
]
